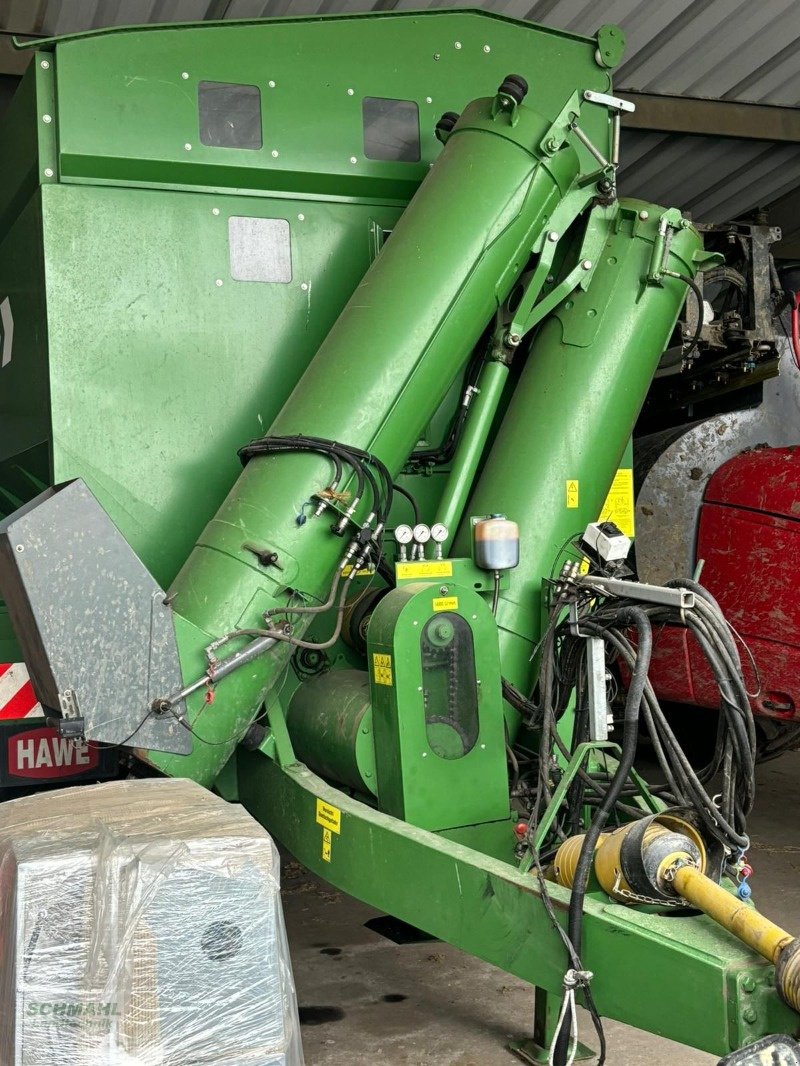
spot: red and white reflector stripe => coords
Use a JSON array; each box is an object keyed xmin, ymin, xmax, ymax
[{"xmin": 0, "ymin": 664, "xmax": 43, "ymax": 720}]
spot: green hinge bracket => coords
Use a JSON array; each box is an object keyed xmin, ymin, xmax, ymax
[
  {"xmin": 506, "ymin": 200, "xmax": 617, "ymax": 345},
  {"xmin": 647, "ymin": 207, "xmax": 724, "ymax": 284},
  {"xmin": 595, "ymin": 25, "xmax": 626, "ymax": 70}
]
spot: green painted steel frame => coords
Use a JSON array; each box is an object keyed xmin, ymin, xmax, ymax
[
  {"xmin": 239, "ymin": 750, "xmax": 800, "ymax": 1058},
  {"xmin": 0, "ymin": 9, "xmax": 614, "ymax": 660}
]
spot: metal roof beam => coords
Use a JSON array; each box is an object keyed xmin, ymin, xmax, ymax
[{"xmin": 621, "ymin": 91, "xmax": 800, "ymax": 144}]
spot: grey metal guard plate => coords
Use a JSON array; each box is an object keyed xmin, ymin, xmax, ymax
[
  {"xmin": 228, "ymin": 216, "xmax": 292, "ymax": 283},
  {"xmin": 0, "ymin": 479, "xmax": 190, "ymax": 754}
]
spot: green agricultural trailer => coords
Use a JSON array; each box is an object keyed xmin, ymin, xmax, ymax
[{"xmin": 0, "ymin": 10, "xmax": 797, "ymax": 1064}]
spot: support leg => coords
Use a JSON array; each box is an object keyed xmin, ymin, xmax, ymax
[{"xmin": 509, "ymin": 986, "xmax": 595, "ymax": 1064}]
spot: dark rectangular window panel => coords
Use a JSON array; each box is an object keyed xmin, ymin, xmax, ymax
[
  {"xmin": 362, "ymin": 97, "xmax": 421, "ymax": 163},
  {"xmin": 199, "ymin": 81, "xmax": 262, "ymax": 150}
]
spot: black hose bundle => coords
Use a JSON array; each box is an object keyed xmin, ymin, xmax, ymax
[
  {"xmin": 234, "ymin": 434, "xmax": 396, "ymax": 652},
  {"xmin": 239, "ymin": 433, "xmax": 394, "ymax": 529},
  {"xmin": 564, "ymin": 605, "xmax": 652, "ymax": 952},
  {"xmin": 526, "ymin": 577, "xmax": 755, "ymax": 859},
  {"xmin": 540, "ymin": 576, "xmax": 755, "ymax": 1066}
]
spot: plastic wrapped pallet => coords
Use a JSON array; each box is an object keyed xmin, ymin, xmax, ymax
[{"xmin": 0, "ymin": 777, "xmax": 304, "ymax": 1065}]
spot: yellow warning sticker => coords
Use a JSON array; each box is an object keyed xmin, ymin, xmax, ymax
[
  {"xmin": 433, "ymin": 596, "xmax": 458, "ymax": 612},
  {"xmin": 599, "ymin": 468, "xmax": 635, "ymax": 538},
  {"xmin": 322, "ymin": 828, "xmax": 332, "ymax": 862},
  {"xmin": 372, "ymin": 652, "xmax": 393, "ymax": 687},
  {"xmin": 566, "ymin": 480, "xmax": 579, "ymax": 509},
  {"xmin": 341, "ymin": 565, "xmax": 375, "ymax": 578},
  {"xmin": 315, "ymin": 798, "xmax": 341, "ymax": 835},
  {"xmin": 396, "ymin": 561, "xmax": 453, "ymax": 580}
]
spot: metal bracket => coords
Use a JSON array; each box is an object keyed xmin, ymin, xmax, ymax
[
  {"xmin": 574, "ymin": 575, "xmax": 695, "ymax": 609},
  {"xmin": 539, "ymin": 90, "xmax": 581, "ymax": 157},
  {"xmin": 508, "ymin": 202, "xmax": 616, "ymax": 342},
  {"xmin": 588, "ymin": 634, "xmax": 611, "ymax": 741},
  {"xmin": 567, "ymin": 604, "xmax": 611, "ymax": 742},
  {"xmin": 583, "ymin": 89, "xmax": 635, "ymax": 114}
]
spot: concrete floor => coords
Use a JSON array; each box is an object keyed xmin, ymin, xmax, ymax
[{"xmin": 282, "ymin": 751, "xmax": 800, "ymax": 1065}]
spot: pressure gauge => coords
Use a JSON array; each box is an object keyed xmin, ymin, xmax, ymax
[
  {"xmin": 394, "ymin": 524, "xmax": 414, "ymax": 545},
  {"xmin": 413, "ymin": 523, "xmax": 431, "ymax": 544},
  {"xmin": 430, "ymin": 523, "xmax": 449, "ymax": 544}
]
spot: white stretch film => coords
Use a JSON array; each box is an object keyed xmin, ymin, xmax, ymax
[{"xmin": 0, "ymin": 777, "xmax": 304, "ymax": 1065}]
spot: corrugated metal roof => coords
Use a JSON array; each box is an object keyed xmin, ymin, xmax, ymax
[
  {"xmin": 2, "ymin": 0, "xmax": 800, "ymax": 237},
  {"xmin": 618, "ymin": 131, "xmax": 800, "ymax": 223}
]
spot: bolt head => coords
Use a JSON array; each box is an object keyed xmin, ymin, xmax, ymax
[
  {"xmin": 181, "ymin": 71, "xmax": 189, "ymax": 80},
  {"xmin": 268, "ymin": 80, "xmax": 276, "ymax": 88},
  {"xmin": 433, "ymin": 53, "xmax": 441, "ymax": 61},
  {"xmin": 40, "ymin": 60, "xmax": 50, "ymax": 70},
  {"xmin": 42, "ymin": 114, "xmax": 52, "ymax": 124},
  {"xmin": 44, "ymin": 167, "xmax": 53, "ymax": 178},
  {"xmin": 300, "ymin": 282, "xmax": 309, "ymax": 291},
  {"xmin": 298, "ymin": 213, "xmax": 305, "ymax": 221},
  {"xmin": 546, "ymin": 137, "xmax": 558, "ymax": 152},
  {"xmin": 439, "ymin": 586, "xmax": 449, "ymax": 595},
  {"xmin": 347, "ymin": 88, "xmax": 354, "ymax": 96},
  {"xmin": 212, "ymin": 207, "xmax": 220, "ymax": 215},
  {"xmin": 508, "ymin": 332, "xmax": 521, "ymax": 346},
  {"xmin": 215, "ymin": 279, "xmax": 223, "ymax": 287},
  {"xmin": 639, "ymin": 210, "xmax": 649, "ymax": 221},
  {"xmin": 271, "ymin": 149, "xmax": 279, "ymax": 158},
  {"xmin": 581, "ymin": 259, "xmax": 593, "ymax": 270},
  {"xmin": 350, "ymin": 156, "xmax": 358, "ymax": 164},
  {"xmin": 741, "ymin": 976, "xmax": 757, "ymax": 993},
  {"xmin": 15, "ymin": 544, "xmax": 23, "ymax": 553},
  {"xmin": 425, "ymin": 96, "xmax": 433, "ymax": 104},
  {"xmin": 184, "ymin": 142, "xmax": 192, "ymax": 151},
  {"xmin": 742, "ymin": 1007, "xmax": 757, "ymax": 1024},
  {"xmin": 548, "ymin": 231, "xmax": 559, "ymax": 242},
  {"xmin": 454, "ymin": 41, "xmax": 462, "ymax": 49},
  {"xmin": 483, "ymin": 44, "xmax": 491, "ymax": 53}
]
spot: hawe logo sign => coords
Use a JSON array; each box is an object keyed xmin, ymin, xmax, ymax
[{"xmin": 8, "ymin": 726, "xmax": 100, "ymax": 780}]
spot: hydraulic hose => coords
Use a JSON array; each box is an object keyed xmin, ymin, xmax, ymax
[
  {"xmin": 565, "ymin": 606, "xmax": 652, "ymax": 950},
  {"xmin": 553, "ymin": 606, "xmax": 652, "ymax": 1066}
]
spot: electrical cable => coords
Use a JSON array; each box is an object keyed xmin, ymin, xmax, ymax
[
  {"xmin": 552, "ymin": 606, "xmax": 651, "ymax": 1066},
  {"xmin": 664, "ymin": 270, "xmax": 704, "ymax": 357},
  {"xmin": 491, "ymin": 571, "xmax": 501, "ymax": 614},
  {"xmin": 529, "ymin": 790, "xmax": 607, "ymax": 1065},
  {"xmin": 410, "ymin": 334, "xmax": 488, "ymax": 465},
  {"xmin": 564, "ymin": 606, "xmax": 651, "ymax": 955},
  {"xmin": 791, "ymin": 292, "xmax": 800, "ymax": 370},
  {"xmin": 392, "ymin": 483, "xmax": 421, "ymax": 525}
]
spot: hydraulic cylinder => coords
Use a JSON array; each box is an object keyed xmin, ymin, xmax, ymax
[{"xmin": 147, "ymin": 83, "xmax": 584, "ymax": 785}]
